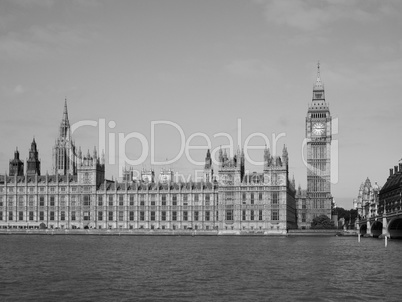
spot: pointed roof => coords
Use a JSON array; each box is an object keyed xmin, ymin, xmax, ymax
[
  {"xmin": 14, "ymin": 147, "xmax": 20, "ymax": 160},
  {"xmin": 31, "ymin": 137, "xmax": 37, "ymax": 149},
  {"xmin": 59, "ymin": 98, "xmax": 71, "ymax": 138},
  {"xmin": 63, "ymin": 98, "xmax": 69, "ymax": 123},
  {"xmin": 10, "ymin": 147, "xmax": 23, "ymax": 165},
  {"xmin": 313, "ymin": 61, "xmax": 324, "ymax": 91}
]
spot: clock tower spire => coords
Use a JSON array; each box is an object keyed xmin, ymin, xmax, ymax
[
  {"xmin": 303, "ymin": 62, "xmax": 333, "ymax": 228},
  {"xmin": 313, "ymin": 61, "xmax": 325, "ymax": 101}
]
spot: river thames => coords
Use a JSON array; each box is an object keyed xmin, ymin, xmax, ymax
[{"xmin": 0, "ymin": 235, "xmax": 401, "ymax": 301}]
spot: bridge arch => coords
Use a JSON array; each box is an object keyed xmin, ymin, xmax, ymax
[
  {"xmin": 388, "ymin": 218, "xmax": 402, "ymax": 239},
  {"xmin": 359, "ymin": 224, "xmax": 367, "ymax": 235},
  {"xmin": 371, "ymin": 221, "xmax": 383, "ymax": 238}
]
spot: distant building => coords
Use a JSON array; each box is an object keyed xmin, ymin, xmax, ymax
[
  {"xmin": 355, "ymin": 178, "xmax": 381, "ymax": 220},
  {"xmin": 378, "ymin": 163, "xmax": 402, "ymax": 217}
]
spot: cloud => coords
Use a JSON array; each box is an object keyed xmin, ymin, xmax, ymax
[
  {"xmin": 260, "ymin": 0, "xmax": 395, "ymax": 32},
  {"xmin": 263, "ymin": 0, "xmax": 334, "ymax": 31},
  {"xmin": 0, "ymin": 24, "xmax": 99, "ymax": 60},
  {"xmin": 14, "ymin": 85, "xmax": 24, "ymax": 94},
  {"xmin": 72, "ymin": 0, "xmax": 104, "ymax": 8},
  {"xmin": 0, "ymin": 84, "xmax": 26, "ymax": 97},
  {"xmin": 277, "ymin": 116, "xmax": 288, "ymax": 127},
  {"xmin": 6, "ymin": 0, "xmax": 55, "ymax": 8},
  {"xmin": 225, "ymin": 59, "xmax": 276, "ymax": 79}
]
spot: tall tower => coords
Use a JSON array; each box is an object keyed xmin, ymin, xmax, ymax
[
  {"xmin": 26, "ymin": 138, "xmax": 41, "ymax": 176},
  {"xmin": 53, "ymin": 99, "xmax": 77, "ymax": 175},
  {"xmin": 305, "ymin": 63, "xmax": 332, "ymax": 221},
  {"xmin": 9, "ymin": 148, "xmax": 24, "ymax": 176}
]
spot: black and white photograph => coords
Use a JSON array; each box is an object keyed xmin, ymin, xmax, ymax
[{"xmin": 1, "ymin": 0, "xmax": 401, "ymax": 301}]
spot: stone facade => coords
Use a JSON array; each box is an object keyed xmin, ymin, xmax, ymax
[
  {"xmin": 216, "ymin": 146, "xmax": 297, "ymax": 233},
  {"xmin": 354, "ymin": 177, "xmax": 380, "ymax": 220},
  {"xmin": 0, "ymin": 101, "xmax": 297, "ymax": 233},
  {"xmin": 378, "ymin": 163, "xmax": 402, "ymax": 217}
]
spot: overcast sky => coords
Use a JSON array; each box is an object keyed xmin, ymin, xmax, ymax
[{"xmin": 1, "ymin": 0, "xmax": 401, "ymax": 209}]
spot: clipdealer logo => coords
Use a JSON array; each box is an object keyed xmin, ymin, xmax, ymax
[{"xmin": 71, "ymin": 118, "xmax": 287, "ymax": 177}]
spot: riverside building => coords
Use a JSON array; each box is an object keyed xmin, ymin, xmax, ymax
[{"xmin": 0, "ymin": 101, "xmax": 297, "ymax": 233}]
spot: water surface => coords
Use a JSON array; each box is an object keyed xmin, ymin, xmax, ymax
[{"xmin": 0, "ymin": 235, "xmax": 401, "ymax": 301}]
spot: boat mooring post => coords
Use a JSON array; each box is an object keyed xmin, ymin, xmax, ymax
[
  {"xmin": 358, "ymin": 233, "xmax": 361, "ymax": 243},
  {"xmin": 385, "ymin": 235, "xmax": 388, "ymax": 247}
]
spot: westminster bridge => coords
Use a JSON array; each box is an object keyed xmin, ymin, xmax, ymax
[
  {"xmin": 357, "ymin": 162, "xmax": 402, "ymax": 238},
  {"xmin": 358, "ymin": 212, "xmax": 402, "ymax": 238}
]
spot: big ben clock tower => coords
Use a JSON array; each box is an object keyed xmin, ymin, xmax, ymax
[{"xmin": 305, "ymin": 63, "xmax": 333, "ymax": 223}]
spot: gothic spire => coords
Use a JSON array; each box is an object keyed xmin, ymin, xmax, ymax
[
  {"xmin": 14, "ymin": 147, "xmax": 19, "ymax": 159},
  {"xmin": 312, "ymin": 61, "xmax": 325, "ymax": 101},
  {"xmin": 60, "ymin": 98, "xmax": 71, "ymax": 138},
  {"xmin": 282, "ymin": 144, "xmax": 288, "ymax": 166},
  {"xmin": 63, "ymin": 98, "xmax": 69, "ymax": 122},
  {"xmin": 204, "ymin": 149, "xmax": 212, "ymax": 169},
  {"xmin": 313, "ymin": 61, "xmax": 323, "ymax": 91},
  {"xmin": 31, "ymin": 137, "xmax": 37, "ymax": 151},
  {"xmin": 101, "ymin": 149, "xmax": 105, "ymax": 165}
]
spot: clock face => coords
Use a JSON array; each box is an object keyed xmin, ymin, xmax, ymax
[{"xmin": 312, "ymin": 122, "xmax": 325, "ymax": 136}]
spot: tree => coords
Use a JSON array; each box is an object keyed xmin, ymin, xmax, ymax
[
  {"xmin": 349, "ymin": 209, "xmax": 358, "ymax": 226},
  {"xmin": 311, "ymin": 215, "xmax": 336, "ymax": 229}
]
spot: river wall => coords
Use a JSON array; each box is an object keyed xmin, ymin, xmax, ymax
[{"xmin": 0, "ymin": 229, "xmax": 356, "ymax": 236}]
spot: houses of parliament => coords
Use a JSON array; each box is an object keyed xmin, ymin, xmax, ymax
[{"xmin": 0, "ymin": 65, "xmax": 333, "ymax": 233}]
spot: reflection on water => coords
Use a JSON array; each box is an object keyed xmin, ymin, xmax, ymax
[{"xmin": 1, "ymin": 235, "xmax": 401, "ymax": 301}]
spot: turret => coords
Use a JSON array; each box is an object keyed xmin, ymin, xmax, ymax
[
  {"xmin": 93, "ymin": 146, "xmax": 98, "ymax": 161},
  {"xmin": 9, "ymin": 147, "xmax": 24, "ymax": 176},
  {"xmin": 101, "ymin": 149, "xmax": 105, "ymax": 165},
  {"xmin": 223, "ymin": 149, "xmax": 228, "ymax": 166},
  {"xmin": 218, "ymin": 148, "xmax": 223, "ymax": 167},
  {"xmin": 78, "ymin": 146, "xmax": 82, "ymax": 165},
  {"xmin": 141, "ymin": 169, "xmax": 155, "ymax": 183},
  {"xmin": 204, "ymin": 149, "xmax": 213, "ymax": 182},
  {"xmin": 282, "ymin": 145, "xmax": 288, "ymax": 166},
  {"xmin": 264, "ymin": 146, "xmax": 270, "ymax": 168},
  {"xmin": 204, "ymin": 149, "xmax": 212, "ymax": 169},
  {"xmin": 26, "ymin": 138, "xmax": 41, "ymax": 176},
  {"xmin": 77, "ymin": 145, "xmax": 105, "ymax": 186},
  {"xmin": 240, "ymin": 148, "xmax": 245, "ymax": 181}
]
